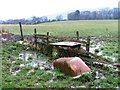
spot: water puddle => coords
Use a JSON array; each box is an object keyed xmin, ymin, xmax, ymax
[
  {"xmin": 19, "ymin": 51, "xmax": 37, "ymax": 61},
  {"xmin": 9, "ymin": 51, "xmax": 54, "ymax": 76},
  {"xmin": 11, "ymin": 70, "xmax": 21, "ymax": 76},
  {"xmin": 103, "ymin": 56, "xmax": 117, "ymax": 62},
  {"xmin": 89, "ymin": 41, "xmax": 118, "ymax": 62}
]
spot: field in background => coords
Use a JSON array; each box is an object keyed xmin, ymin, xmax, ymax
[{"xmin": 0, "ymin": 20, "xmax": 118, "ymax": 38}]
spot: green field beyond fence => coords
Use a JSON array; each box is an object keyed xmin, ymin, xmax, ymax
[{"xmin": 0, "ymin": 20, "xmax": 118, "ymax": 38}]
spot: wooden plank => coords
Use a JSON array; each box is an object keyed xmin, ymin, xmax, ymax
[
  {"xmin": 34, "ymin": 34, "xmax": 47, "ymax": 39},
  {"xmin": 36, "ymin": 36, "xmax": 47, "ymax": 39},
  {"xmin": 34, "ymin": 33, "xmax": 87, "ymax": 44},
  {"xmin": 48, "ymin": 36, "xmax": 87, "ymax": 44}
]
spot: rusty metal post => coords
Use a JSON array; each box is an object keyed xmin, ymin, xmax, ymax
[
  {"xmin": 86, "ymin": 36, "xmax": 90, "ymax": 52},
  {"xmin": 76, "ymin": 31, "xmax": 79, "ymax": 40},
  {"xmin": 19, "ymin": 22, "xmax": 24, "ymax": 41}
]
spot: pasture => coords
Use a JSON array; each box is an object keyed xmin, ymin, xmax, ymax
[{"xmin": 0, "ymin": 20, "xmax": 118, "ymax": 37}]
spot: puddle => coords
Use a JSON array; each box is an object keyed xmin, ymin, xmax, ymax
[
  {"xmin": 95, "ymin": 71, "xmax": 106, "ymax": 80},
  {"xmin": 19, "ymin": 64, "xmax": 25, "ymax": 68},
  {"xmin": 11, "ymin": 70, "xmax": 21, "ymax": 76},
  {"xmin": 9, "ymin": 51, "xmax": 54, "ymax": 76},
  {"xmin": 27, "ymin": 69, "xmax": 34, "ymax": 75},
  {"xmin": 88, "ymin": 41, "xmax": 118, "ymax": 62},
  {"xmin": 90, "ymin": 42, "xmax": 103, "ymax": 54},
  {"xmin": 19, "ymin": 51, "xmax": 37, "ymax": 61},
  {"xmin": 103, "ymin": 56, "xmax": 117, "ymax": 62}
]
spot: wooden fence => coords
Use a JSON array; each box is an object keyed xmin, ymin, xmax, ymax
[
  {"xmin": 18, "ymin": 23, "xmax": 91, "ymax": 58},
  {"xmin": 33, "ymin": 28, "xmax": 90, "ymax": 52}
]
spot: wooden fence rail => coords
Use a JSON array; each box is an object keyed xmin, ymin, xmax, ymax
[{"xmin": 33, "ymin": 29, "xmax": 90, "ymax": 52}]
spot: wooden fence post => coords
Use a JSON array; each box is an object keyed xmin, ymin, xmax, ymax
[
  {"xmin": 2, "ymin": 28, "xmax": 4, "ymax": 32},
  {"xmin": 76, "ymin": 31, "xmax": 79, "ymax": 40},
  {"xmin": 47, "ymin": 32, "xmax": 49, "ymax": 44},
  {"xmin": 86, "ymin": 36, "xmax": 90, "ymax": 52},
  {"xmin": 34, "ymin": 28, "xmax": 37, "ymax": 49},
  {"xmin": 19, "ymin": 22, "xmax": 24, "ymax": 41}
]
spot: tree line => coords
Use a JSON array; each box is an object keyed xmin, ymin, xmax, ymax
[
  {"xmin": 0, "ymin": 16, "xmax": 49, "ymax": 24},
  {"xmin": 0, "ymin": 15, "xmax": 65, "ymax": 24},
  {"xmin": 0, "ymin": 8, "xmax": 119, "ymax": 24},
  {"xmin": 67, "ymin": 8, "xmax": 120, "ymax": 20}
]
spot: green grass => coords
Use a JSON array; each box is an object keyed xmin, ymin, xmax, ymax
[
  {"xmin": 1, "ymin": 20, "xmax": 119, "ymax": 88},
  {"xmin": 0, "ymin": 20, "xmax": 118, "ymax": 37},
  {"xmin": 1, "ymin": 39, "xmax": 119, "ymax": 88}
]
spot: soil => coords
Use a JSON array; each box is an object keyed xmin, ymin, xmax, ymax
[{"xmin": 1, "ymin": 33, "xmax": 34, "ymax": 43}]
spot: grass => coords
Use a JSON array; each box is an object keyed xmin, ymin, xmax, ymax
[
  {"xmin": 0, "ymin": 20, "xmax": 118, "ymax": 37},
  {"xmin": 1, "ymin": 20, "xmax": 119, "ymax": 88},
  {"xmin": 1, "ymin": 41, "xmax": 119, "ymax": 88},
  {"xmin": 1, "ymin": 20, "xmax": 118, "ymax": 61}
]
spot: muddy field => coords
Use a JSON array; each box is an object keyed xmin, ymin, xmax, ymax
[
  {"xmin": 1, "ymin": 32, "xmax": 118, "ymax": 62},
  {"xmin": 1, "ymin": 32, "xmax": 119, "ymax": 89}
]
